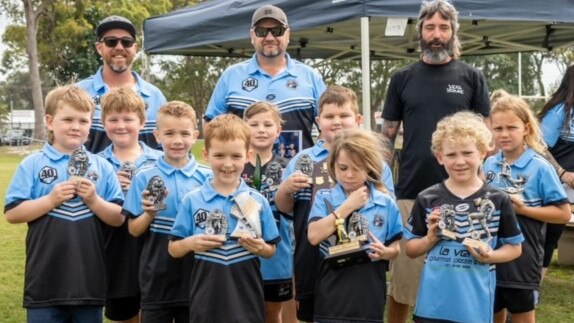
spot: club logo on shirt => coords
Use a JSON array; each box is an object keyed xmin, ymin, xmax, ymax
[
  {"xmin": 194, "ymin": 209, "xmax": 210, "ymax": 229},
  {"xmin": 286, "ymin": 80, "xmax": 298, "ymax": 89},
  {"xmin": 242, "ymin": 77, "xmax": 258, "ymax": 92},
  {"xmin": 93, "ymin": 95, "xmax": 101, "ymax": 106},
  {"xmin": 266, "ymin": 94, "xmax": 276, "ymax": 100},
  {"xmin": 39, "ymin": 166, "xmax": 58, "ymax": 184},
  {"xmin": 446, "ymin": 84, "xmax": 464, "ymax": 95},
  {"xmin": 373, "ymin": 215, "xmax": 384, "ymax": 227},
  {"xmin": 485, "ymin": 171, "xmax": 495, "ymax": 182},
  {"xmin": 86, "ymin": 170, "xmax": 99, "ymax": 182}
]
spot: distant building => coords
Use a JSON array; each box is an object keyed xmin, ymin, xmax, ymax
[{"xmin": 0, "ymin": 110, "xmax": 35, "ymax": 137}]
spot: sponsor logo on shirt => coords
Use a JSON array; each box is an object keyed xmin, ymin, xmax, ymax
[{"xmin": 446, "ymin": 84, "xmax": 464, "ymax": 95}]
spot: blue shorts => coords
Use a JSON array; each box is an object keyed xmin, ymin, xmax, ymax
[{"xmin": 27, "ymin": 305, "xmax": 102, "ymax": 323}]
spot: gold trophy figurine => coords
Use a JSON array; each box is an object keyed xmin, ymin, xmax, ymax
[{"xmin": 325, "ymin": 211, "xmax": 370, "ymax": 269}]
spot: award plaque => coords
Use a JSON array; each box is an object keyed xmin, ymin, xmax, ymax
[
  {"xmin": 499, "ymin": 162, "xmax": 526, "ymax": 195},
  {"xmin": 462, "ymin": 192, "xmax": 495, "ymax": 250},
  {"xmin": 437, "ymin": 204, "xmax": 457, "ymax": 240},
  {"xmin": 325, "ymin": 212, "xmax": 371, "ymax": 269},
  {"xmin": 120, "ymin": 161, "xmax": 136, "ymax": 180},
  {"xmin": 295, "ymin": 154, "xmax": 314, "ymax": 183},
  {"xmin": 68, "ymin": 148, "xmax": 89, "ymax": 186},
  {"xmin": 146, "ymin": 175, "xmax": 167, "ymax": 211},
  {"xmin": 230, "ymin": 192, "xmax": 262, "ymax": 239},
  {"xmin": 205, "ymin": 209, "xmax": 228, "ymax": 242}
]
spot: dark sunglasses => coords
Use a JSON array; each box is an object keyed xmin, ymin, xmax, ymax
[
  {"xmin": 253, "ymin": 26, "xmax": 287, "ymax": 38},
  {"xmin": 101, "ymin": 37, "xmax": 136, "ymax": 48}
]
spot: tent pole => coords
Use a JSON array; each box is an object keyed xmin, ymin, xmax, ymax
[
  {"xmin": 518, "ymin": 52, "xmax": 522, "ymax": 97},
  {"xmin": 361, "ymin": 16, "xmax": 371, "ymax": 130}
]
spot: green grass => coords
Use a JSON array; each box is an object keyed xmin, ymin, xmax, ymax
[{"xmin": 1, "ymin": 144, "xmax": 574, "ymax": 322}]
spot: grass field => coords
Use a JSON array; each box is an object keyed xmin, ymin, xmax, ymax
[{"xmin": 1, "ymin": 144, "xmax": 573, "ymax": 322}]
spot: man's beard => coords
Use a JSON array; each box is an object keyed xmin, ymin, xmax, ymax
[
  {"xmin": 259, "ymin": 42, "xmax": 283, "ymax": 58},
  {"xmin": 421, "ymin": 38, "xmax": 454, "ymax": 64},
  {"xmin": 106, "ymin": 53, "xmax": 133, "ymax": 73}
]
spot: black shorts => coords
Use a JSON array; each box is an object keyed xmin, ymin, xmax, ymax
[
  {"xmin": 543, "ymin": 223, "xmax": 566, "ymax": 267},
  {"xmin": 296, "ymin": 297, "xmax": 314, "ymax": 322},
  {"xmin": 264, "ymin": 279, "xmax": 294, "ymax": 302},
  {"xmin": 493, "ymin": 287, "xmax": 537, "ymax": 314},
  {"xmin": 105, "ymin": 295, "xmax": 140, "ymax": 321},
  {"xmin": 141, "ymin": 306, "xmax": 189, "ymax": 323}
]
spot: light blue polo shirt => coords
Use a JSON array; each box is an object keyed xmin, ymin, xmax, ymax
[
  {"xmin": 205, "ymin": 54, "xmax": 326, "ymax": 149},
  {"xmin": 77, "ymin": 68, "xmax": 167, "ymax": 153}
]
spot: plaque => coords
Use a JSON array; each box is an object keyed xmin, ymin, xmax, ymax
[
  {"xmin": 205, "ymin": 209, "xmax": 228, "ymax": 242},
  {"xmin": 499, "ymin": 161, "xmax": 526, "ymax": 195},
  {"xmin": 462, "ymin": 192, "xmax": 495, "ymax": 250},
  {"xmin": 68, "ymin": 148, "xmax": 89, "ymax": 186},
  {"xmin": 295, "ymin": 154, "xmax": 314, "ymax": 184},
  {"xmin": 146, "ymin": 175, "xmax": 167, "ymax": 211},
  {"xmin": 437, "ymin": 204, "xmax": 457, "ymax": 240},
  {"xmin": 325, "ymin": 212, "xmax": 371, "ymax": 269},
  {"xmin": 120, "ymin": 161, "xmax": 136, "ymax": 180},
  {"xmin": 230, "ymin": 192, "xmax": 262, "ymax": 239}
]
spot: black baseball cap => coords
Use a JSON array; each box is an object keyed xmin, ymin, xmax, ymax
[{"xmin": 96, "ymin": 15, "xmax": 136, "ymax": 40}]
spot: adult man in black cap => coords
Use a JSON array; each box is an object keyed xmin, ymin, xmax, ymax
[
  {"xmin": 78, "ymin": 15, "xmax": 166, "ymax": 154},
  {"xmin": 77, "ymin": 15, "xmax": 167, "ymax": 323}
]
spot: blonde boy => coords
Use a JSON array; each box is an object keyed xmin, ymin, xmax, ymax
[
  {"xmin": 122, "ymin": 101, "xmax": 211, "ymax": 322},
  {"xmin": 169, "ymin": 114, "xmax": 280, "ymax": 323},
  {"xmin": 404, "ymin": 111, "xmax": 523, "ymax": 322},
  {"xmin": 275, "ymin": 84, "xmax": 395, "ymax": 322},
  {"xmin": 5, "ymin": 85, "xmax": 124, "ymax": 323},
  {"xmin": 99, "ymin": 88, "xmax": 162, "ymax": 323}
]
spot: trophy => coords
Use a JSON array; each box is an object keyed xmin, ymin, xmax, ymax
[
  {"xmin": 437, "ymin": 204, "xmax": 457, "ymax": 240},
  {"xmin": 120, "ymin": 161, "xmax": 136, "ymax": 180},
  {"xmin": 499, "ymin": 161, "xmax": 526, "ymax": 195},
  {"xmin": 325, "ymin": 211, "xmax": 371, "ymax": 269},
  {"xmin": 146, "ymin": 175, "xmax": 167, "ymax": 211},
  {"xmin": 230, "ymin": 192, "xmax": 262, "ymax": 239},
  {"xmin": 295, "ymin": 154, "xmax": 314, "ymax": 184},
  {"xmin": 68, "ymin": 148, "xmax": 89, "ymax": 186},
  {"xmin": 462, "ymin": 192, "xmax": 494, "ymax": 251},
  {"xmin": 205, "ymin": 209, "xmax": 228, "ymax": 242}
]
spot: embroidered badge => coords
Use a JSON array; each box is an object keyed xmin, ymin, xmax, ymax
[
  {"xmin": 242, "ymin": 77, "xmax": 258, "ymax": 92},
  {"xmin": 39, "ymin": 166, "xmax": 58, "ymax": 184}
]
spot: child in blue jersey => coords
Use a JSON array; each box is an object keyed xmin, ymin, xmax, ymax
[
  {"xmin": 483, "ymin": 95, "xmax": 571, "ymax": 323},
  {"xmin": 169, "ymin": 114, "xmax": 280, "ymax": 323},
  {"xmin": 538, "ymin": 67, "xmax": 574, "ymax": 281},
  {"xmin": 406, "ymin": 111, "xmax": 524, "ymax": 323},
  {"xmin": 241, "ymin": 102, "xmax": 294, "ymax": 323},
  {"xmin": 4, "ymin": 85, "xmax": 124, "ymax": 323},
  {"xmin": 307, "ymin": 128, "xmax": 402, "ymax": 323},
  {"xmin": 99, "ymin": 88, "xmax": 163, "ymax": 323},
  {"xmin": 122, "ymin": 101, "xmax": 211, "ymax": 323},
  {"xmin": 275, "ymin": 85, "xmax": 395, "ymax": 322}
]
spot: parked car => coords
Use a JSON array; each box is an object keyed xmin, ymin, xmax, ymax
[{"xmin": 2, "ymin": 135, "xmax": 31, "ymax": 146}]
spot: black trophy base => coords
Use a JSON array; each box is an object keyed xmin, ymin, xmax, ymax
[{"xmin": 325, "ymin": 242, "xmax": 371, "ymax": 269}]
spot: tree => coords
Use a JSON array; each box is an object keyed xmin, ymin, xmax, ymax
[
  {"xmin": 155, "ymin": 56, "xmax": 240, "ymax": 133},
  {"xmin": 1, "ymin": 0, "xmax": 181, "ymax": 140}
]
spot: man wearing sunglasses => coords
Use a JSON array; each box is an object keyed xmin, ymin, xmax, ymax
[
  {"xmin": 205, "ymin": 5, "xmax": 326, "ymax": 153},
  {"xmin": 78, "ymin": 15, "xmax": 166, "ymax": 154},
  {"xmin": 76, "ymin": 14, "xmax": 167, "ymax": 323}
]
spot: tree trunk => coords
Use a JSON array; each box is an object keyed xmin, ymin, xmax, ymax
[{"xmin": 23, "ymin": 0, "xmax": 45, "ymax": 140}]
